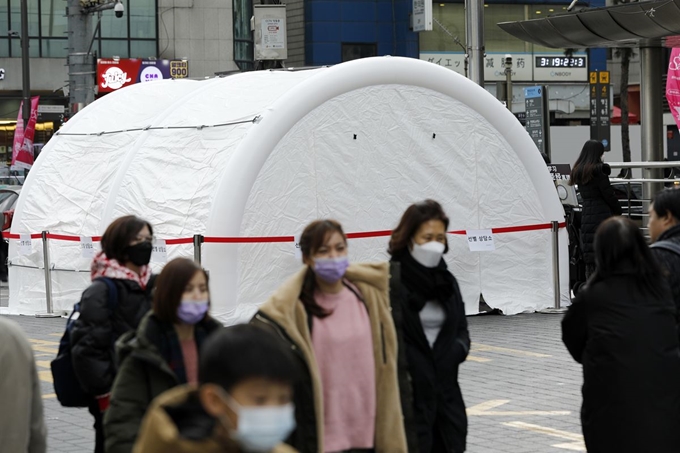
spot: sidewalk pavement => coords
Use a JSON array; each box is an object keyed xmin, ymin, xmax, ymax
[{"xmin": 1, "ymin": 312, "xmax": 584, "ymax": 453}]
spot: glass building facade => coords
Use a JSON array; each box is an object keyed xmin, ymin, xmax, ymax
[{"xmin": 0, "ymin": 0, "xmax": 158, "ymax": 58}]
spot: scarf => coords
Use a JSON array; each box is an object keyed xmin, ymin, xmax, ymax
[
  {"xmin": 391, "ymin": 248, "xmax": 456, "ymax": 312},
  {"xmin": 153, "ymin": 317, "xmax": 214, "ymax": 385},
  {"xmin": 90, "ymin": 251, "xmax": 151, "ymax": 290}
]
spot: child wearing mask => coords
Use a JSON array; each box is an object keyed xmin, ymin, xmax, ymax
[
  {"xmin": 132, "ymin": 324, "xmax": 299, "ymax": 453},
  {"xmin": 104, "ymin": 258, "xmax": 222, "ymax": 453}
]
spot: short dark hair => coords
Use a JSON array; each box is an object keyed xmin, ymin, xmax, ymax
[
  {"xmin": 388, "ymin": 200, "xmax": 450, "ymax": 255},
  {"xmin": 199, "ymin": 324, "xmax": 298, "ymax": 391},
  {"xmin": 299, "ymin": 220, "xmax": 347, "ymax": 319},
  {"xmin": 153, "ymin": 258, "xmax": 209, "ymax": 324},
  {"xmin": 652, "ymin": 187, "xmax": 680, "ymax": 222},
  {"xmin": 592, "ymin": 216, "xmax": 666, "ymax": 299},
  {"xmin": 101, "ymin": 215, "xmax": 153, "ymax": 264}
]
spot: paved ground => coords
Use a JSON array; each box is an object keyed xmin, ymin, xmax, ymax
[{"xmin": 2, "ymin": 309, "xmax": 584, "ymax": 453}]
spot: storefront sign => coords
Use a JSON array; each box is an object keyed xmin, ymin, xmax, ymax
[
  {"xmin": 420, "ymin": 52, "xmax": 587, "ymax": 82},
  {"xmin": 97, "ymin": 59, "xmax": 190, "ymax": 93}
]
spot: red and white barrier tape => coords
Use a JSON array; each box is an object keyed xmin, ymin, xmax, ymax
[{"xmin": 1, "ymin": 222, "xmax": 566, "ymax": 243}]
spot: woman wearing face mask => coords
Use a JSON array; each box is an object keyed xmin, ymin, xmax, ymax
[
  {"xmin": 252, "ymin": 219, "xmax": 408, "ymax": 453},
  {"xmin": 388, "ymin": 200, "xmax": 470, "ymax": 453},
  {"xmin": 103, "ymin": 257, "xmax": 222, "ymax": 453},
  {"xmin": 70, "ymin": 215, "xmax": 158, "ymax": 453}
]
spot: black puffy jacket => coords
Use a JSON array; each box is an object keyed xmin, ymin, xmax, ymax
[
  {"xmin": 70, "ymin": 276, "xmax": 155, "ymax": 396},
  {"xmin": 562, "ymin": 275, "xmax": 680, "ymax": 452},
  {"xmin": 652, "ymin": 224, "xmax": 680, "ymax": 316},
  {"xmin": 577, "ymin": 164, "xmax": 622, "ymax": 264}
]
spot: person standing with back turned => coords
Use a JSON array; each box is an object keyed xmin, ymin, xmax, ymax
[{"xmin": 569, "ymin": 140, "xmax": 621, "ymax": 280}]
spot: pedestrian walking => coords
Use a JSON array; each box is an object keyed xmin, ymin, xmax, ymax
[
  {"xmin": 252, "ymin": 219, "xmax": 408, "ymax": 453},
  {"xmin": 648, "ymin": 187, "xmax": 680, "ymax": 312},
  {"xmin": 70, "ymin": 215, "xmax": 157, "ymax": 453},
  {"xmin": 562, "ymin": 216, "xmax": 680, "ymax": 453},
  {"xmin": 104, "ymin": 258, "xmax": 222, "ymax": 453},
  {"xmin": 0, "ymin": 316, "xmax": 47, "ymax": 453},
  {"xmin": 388, "ymin": 200, "xmax": 470, "ymax": 453},
  {"xmin": 569, "ymin": 140, "xmax": 621, "ymax": 279},
  {"xmin": 133, "ymin": 324, "xmax": 298, "ymax": 453}
]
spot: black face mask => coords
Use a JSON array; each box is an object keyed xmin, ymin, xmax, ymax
[{"xmin": 126, "ymin": 241, "xmax": 153, "ymax": 266}]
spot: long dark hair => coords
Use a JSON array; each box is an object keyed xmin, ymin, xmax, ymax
[
  {"xmin": 591, "ymin": 217, "xmax": 666, "ymax": 299},
  {"xmin": 299, "ymin": 220, "xmax": 347, "ymax": 318},
  {"xmin": 570, "ymin": 140, "xmax": 604, "ymax": 186},
  {"xmin": 388, "ymin": 200, "xmax": 450, "ymax": 256}
]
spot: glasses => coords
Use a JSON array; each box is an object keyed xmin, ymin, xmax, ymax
[{"xmin": 133, "ymin": 235, "xmax": 154, "ymax": 243}]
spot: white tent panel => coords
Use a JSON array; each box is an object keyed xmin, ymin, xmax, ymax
[{"xmin": 6, "ymin": 56, "xmax": 569, "ymax": 320}]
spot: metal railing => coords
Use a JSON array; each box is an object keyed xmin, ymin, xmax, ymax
[{"xmin": 607, "ymin": 161, "xmax": 680, "ymax": 232}]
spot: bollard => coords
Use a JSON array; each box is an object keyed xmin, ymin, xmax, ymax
[
  {"xmin": 41, "ymin": 230, "xmax": 54, "ymax": 314},
  {"xmin": 193, "ymin": 234, "xmax": 204, "ymax": 265},
  {"xmin": 551, "ymin": 221, "xmax": 560, "ymax": 309}
]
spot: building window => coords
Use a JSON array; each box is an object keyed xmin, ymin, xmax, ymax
[
  {"xmin": 0, "ymin": 0, "xmax": 158, "ymax": 58},
  {"xmin": 233, "ymin": 0, "xmax": 253, "ymax": 71},
  {"xmin": 342, "ymin": 43, "xmax": 377, "ymax": 62}
]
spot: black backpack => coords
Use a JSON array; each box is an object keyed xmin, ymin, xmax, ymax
[{"xmin": 50, "ymin": 277, "xmax": 118, "ymax": 407}]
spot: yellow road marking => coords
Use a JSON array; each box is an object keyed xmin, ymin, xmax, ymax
[
  {"xmin": 36, "ymin": 360, "xmax": 51, "ymax": 369},
  {"xmin": 29, "ymin": 339, "xmax": 59, "ymax": 355},
  {"xmin": 38, "ymin": 370, "xmax": 53, "ymax": 383},
  {"xmin": 503, "ymin": 421, "xmax": 585, "ymax": 451},
  {"xmin": 471, "ymin": 343, "xmax": 551, "ymax": 358},
  {"xmin": 467, "ymin": 399, "xmax": 570, "ymax": 417},
  {"xmin": 466, "ymin": 355, "xmax": 492, "ymax": 363},
  {"xmin": 42, "ymin": 393, "xmax": 56, "ymax": 399}
]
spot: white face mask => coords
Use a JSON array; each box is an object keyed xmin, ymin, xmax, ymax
[
  {"xmin": 410, "ymin": 241, "xmax": 446, "ymax": 268},
  {"xmin": 221, "ymin": 392, "xmax": 296, "ymax": 452}
]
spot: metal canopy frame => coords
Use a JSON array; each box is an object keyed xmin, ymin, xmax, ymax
[
  {"xmin": 497, "ymin": 0, "xmax": 680, "ymax": 48},
  {"xmin": 497, "ymin": 0, "xmax": 679, "ymax": 220}
]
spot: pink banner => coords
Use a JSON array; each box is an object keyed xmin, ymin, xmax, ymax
[
  {"xmin": 667, "ymin": 48, "xmax": 680, "ymax": 130},
  {"xmin": 11, "ymin": 96, "xmax": 40, "ymax": 171}
]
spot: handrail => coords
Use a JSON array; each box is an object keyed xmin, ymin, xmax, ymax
[{"xmin": 607, "ymin": 161, "xmax": 680, "ymax": 169}]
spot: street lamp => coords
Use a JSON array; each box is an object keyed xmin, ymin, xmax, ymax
[{"xmin": 504, "ymin": 54, "xmax": 513, "ymax": 112}]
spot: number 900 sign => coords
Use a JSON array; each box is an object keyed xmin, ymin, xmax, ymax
[{"xmin": 170, "ymin": 61, "xmax": 189, "ymax": 79}]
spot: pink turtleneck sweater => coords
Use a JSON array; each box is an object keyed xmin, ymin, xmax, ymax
[{"xmin": 312, "ymin": 286, "xmax": 376, "ymax": 453}]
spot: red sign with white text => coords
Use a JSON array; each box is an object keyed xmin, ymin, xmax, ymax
[{"xmin": 97, "ymin": 59, "xmax": 143, "ymax": 93}]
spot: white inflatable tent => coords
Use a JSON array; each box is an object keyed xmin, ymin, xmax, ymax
[{"xmin": 5, "ymin": 56, "xmax": 570, "ymax": 322}]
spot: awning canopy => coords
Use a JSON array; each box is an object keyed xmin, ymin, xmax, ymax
[{"xmin": 498, "ymin": 0, "xmax": 680, "ymax": 49}]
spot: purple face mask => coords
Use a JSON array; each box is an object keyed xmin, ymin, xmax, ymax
[
  {"xmin": 313, "ymin": 257, "xmax": 349, "ymax": 283},
  {"xmin": 177, "ymin": 300, "xmax": 209, "ymax": 325}
]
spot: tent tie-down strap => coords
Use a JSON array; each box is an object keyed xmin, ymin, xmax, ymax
[{"xmin": 1, "ymin": 222, "xmax": 566, "ymax": 243}]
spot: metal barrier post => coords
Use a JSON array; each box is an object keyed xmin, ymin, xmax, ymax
[
  {"xmin": 551, "ymin": 221, "xmax": 561, "ymax": 309},
  {"xmin": 41, "ymin": 230, "xmax": 54, "ymax": 314},
  {"xmin": 193, "ymin": 234, "xmax": 203, "ymax": 265}
]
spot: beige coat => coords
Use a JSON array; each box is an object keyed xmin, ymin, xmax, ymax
[
  {"xmin": 0, "ymin": 317, "xmax": 46, "ymax": 453},
  {"xmin": 256, "ymin": 262, "xmax": 408, "ymax": 453},
  {"xmin": 133, "ymin": 385, "xmax": 297, "ymax": 453}
]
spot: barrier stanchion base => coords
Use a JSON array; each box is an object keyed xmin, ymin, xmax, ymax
[
  {"xmin": 34, "ymin": 312, "xmax": 63, "ymax": 318},
  {"xmin": 537, "ymin": 307, "xmax": 568, "ymax": 314}
]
